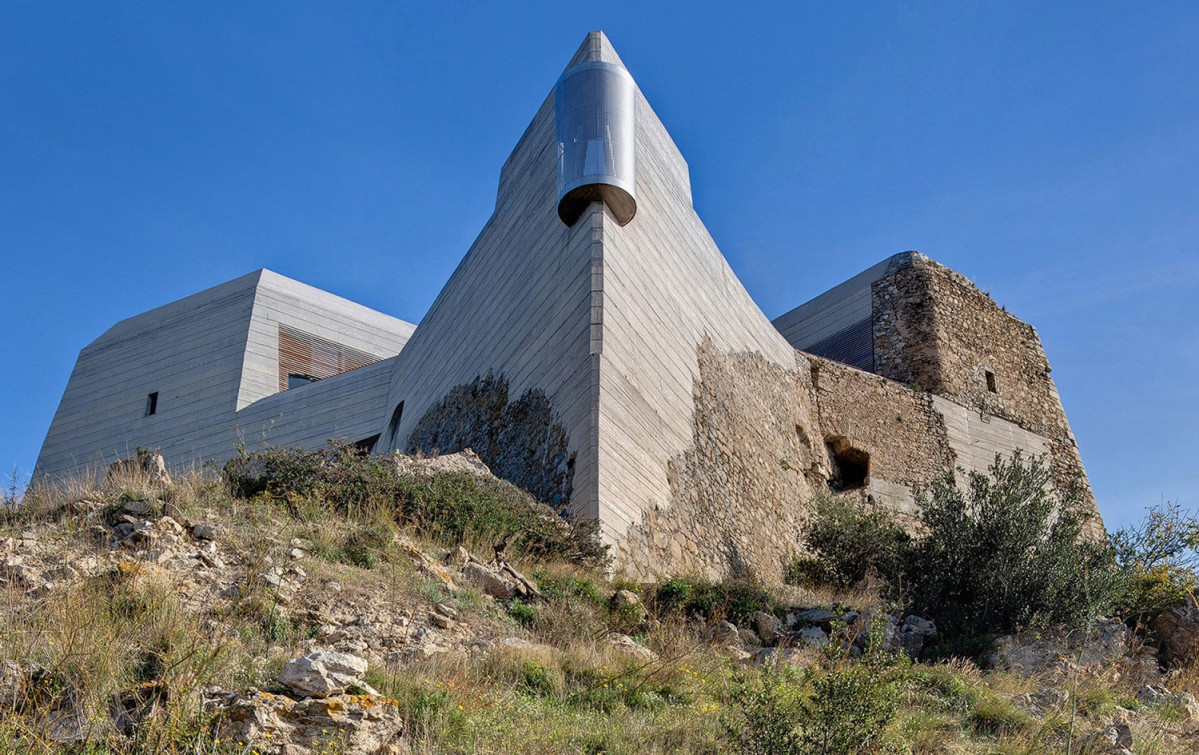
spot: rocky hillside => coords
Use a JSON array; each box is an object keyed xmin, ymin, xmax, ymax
[{"xmin": 2, "ymin": 449, "xmax": 1199, "ymax": 753}]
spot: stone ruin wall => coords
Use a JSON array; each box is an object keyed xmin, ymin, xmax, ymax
[
  {"xmin": 615, "ymin": 341, "xmax": 956, "ymax": 582},
  {"xmin": 871, "ymin": 253, "xmax": 1098, "ymax": 528},
  {"xmin": 810, "ymin": 355, "xmax": 956, "ymax": 516}
]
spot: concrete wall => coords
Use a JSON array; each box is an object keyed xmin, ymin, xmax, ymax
[
  {"xmin": 234, "ymin": 357, "xmax": 399, "ymax": 452},
  {"xmin": 378, "ymin": 87, "xmax": 602, "ymax": 520},
  {"xmin": 34, "ymin": 271, "xmax": 415, "ymax": 483},
  {"xmin": 595, "ymin": 81, "xmax": 798, "ymax": 546},
  {"xmin": 237, "ymin": 271, "xmax": 414, "ymax": 410},
  {"xmin": 35, "ymin": 273, "xmax": 261, "ymax": 482},
  {"xmin": 772, "ymin": 257, "xmax": 892, "ymax": 371}
]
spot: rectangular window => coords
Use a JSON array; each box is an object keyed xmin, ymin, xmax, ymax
[
  {"xmin": 146, "ymin": 392, "xmax": 159, "ymax": 416},
  {"xmin": 985, "ymin": 370, "xmax": 998, "ymax": 394}
]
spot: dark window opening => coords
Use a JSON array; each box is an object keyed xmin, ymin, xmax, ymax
[
  {"xmin": 826, "ymin": 437, "xmax": 869, "ymax": 492},
  {"xmin": 985, "ymin": 370, "xmax": 998, "ymax": 394},
  {"xmin": 385, "ymin": 401, "xmax": 405, "ymax": 452},
  {"xmin": 288, "ymin": 373, "xmax": 318, "ymax": 390},
  {"xmin": 145, "ymin": 392, "xmax": 158, "ymax": 417},
  {"xmin": 353, "ymin": 434, "xmax": 380, "ymax": 454}
]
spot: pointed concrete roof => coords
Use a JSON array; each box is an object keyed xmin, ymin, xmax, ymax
[{"xmin": 565, "ymin": 30, "xmax": 628, "ymax": 69}]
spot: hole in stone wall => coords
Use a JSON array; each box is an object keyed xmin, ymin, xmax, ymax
[
  {"xmin": 825, "ymin": 436, "xmax": 869, "ymax": 492},
  {"xmin": 145, "ymin": 392, "xmax": 158, "ymax": 417},
  {"xmin": 985, "ymin": 370, "xmax": 998, "ymax": 394}
]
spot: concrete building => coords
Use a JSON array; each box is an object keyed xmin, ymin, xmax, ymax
[{"xmin": 34, "ymin": 32, "xmax": 1098, "ymax": 579}]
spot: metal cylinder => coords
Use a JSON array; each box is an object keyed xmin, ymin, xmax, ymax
[{"xmin": 555, "ymin": 61, "xmax": 637, "ymax": 226}]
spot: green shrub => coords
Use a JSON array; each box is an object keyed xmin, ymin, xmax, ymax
[
  {"xmin": 1111, "ymin": 501, "xmax": 1199, "ymax": 623},
  {"xmin": 223, "ymin": 444, "xmax": 609, "ymax": 568},
  {"xmin": 905, "ymin": 452, "xmax": 1118, "ymax": 650},
  {"xmin": 724, "ymin": 653, "xmax": 903, "ymax": 754},
  {"xmin": 508, "ymin": 600, "xmax": 537, "ymax": 627},
  {"xmin": 786, "ymin": 491, "xmax": 910, "ymax": 589},
  {"xmin": 723, "ymin": 666, "xmax": 806, "ymax": 754},
  {"xmin": 650, "ymin": 577, "xmax": 776, "ymax": 625},
  {"xmin": 800, "ymin": 661, "xmax": 903, "ymax": 754},
  {"xmin": 1119, "ymin": 563, "xmax": 1199, "ymax": 625}
]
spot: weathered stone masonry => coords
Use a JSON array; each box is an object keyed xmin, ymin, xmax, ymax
[
  {"xmin": 616, "ymin": 341, "xmax": 956, "ymax": 582},
  {"xmin": 872, "ymin": 252, "xmax": 1094, "ymax": 516}
]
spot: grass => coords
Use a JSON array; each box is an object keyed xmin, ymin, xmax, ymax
[{"xmin": 2, "ymin": 457, "xmax": 1199, "ymax": 753}]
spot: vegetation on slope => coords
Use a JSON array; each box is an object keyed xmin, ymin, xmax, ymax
[{"xmin": 0, "ymin": 449, "xmax": 1197, "ymax": 753}]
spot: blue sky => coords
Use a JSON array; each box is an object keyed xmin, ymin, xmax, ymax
[{"xmin": 2, "ymin": 2, "xmax": 1196, "ymax": 529}]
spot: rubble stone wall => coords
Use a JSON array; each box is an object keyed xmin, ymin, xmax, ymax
[
  {"xmin": 616, "ymin": 342, "xmax": 957, "ymax": 581},
  {"xmin": 614, "ymin": 343, "xmax": 822, "ymax": 581},
  {"xmin": 870, "ymin": 253, "xmax": 1097, "ymax": 526}
]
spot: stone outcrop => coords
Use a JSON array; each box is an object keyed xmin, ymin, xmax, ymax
[
  {"xmin": 277, "ymin": 651, "xmax": 373, "ymax": 698},
  {"xmin": 1152, "ymin": 596, "xmax": 1199, "ymax": 667},
  {"xmin": 988, "ymin": 618, "xmax": 1153, "ymax": 679},
  {"xmin": 207, "ymin": 689, "xmax": 405, "ymax": 755},
  {"xmin": 392, "ymin": 448, "xmax": 493, "ymax": 479},
  {"xmin": 106, "ymin": 450, "xmax": 172, "ymax": 486}
]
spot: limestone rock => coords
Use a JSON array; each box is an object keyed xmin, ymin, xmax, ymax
[
  {"xmin": 612, "ymin": 589, "xmax": 642, "ymax": 610},
  {"xmin": 1086, "ymin": 723, "xmax": 1133, "ymax": 752},
  {"xmin": 107, "ymin": 452, "xmax": 172, "ymax": 486},
  {"xmin": 796, "ymin": 626, "xmax": 829, "ymax": 648},
  {"xmin": 893, "ymin": 614, "xmax": 937, "ymax": 658},
  {"xmin": 277, "ymin": 651, "xmax": 371, "ymax": 698},
  {"xmin": 989, "ymin": 617, "xmax": 1130, "ymax": 675},
  {"xmin": 121, "ymin": 500, "xmax": 154, "ymax": 517},
  {"xmin": 190, "ymin": 523, "xmax": 216, "ymax": 541},
  {"xmin": 1153, "ymin": 596, "xmax": 1199, "ymax": 667},
  {"xmin": 1136, "ymin": 684, "xmax": 1199, "ymax": 722},
  {"xmin": 754, "ymin": 611, "xmax": 782, "ymax": 646},
  {"xmin": 609, "ymin": 633, "xmax": 657, "ymax": 662},
  {"xmin": 462, "ymin": 562, "xmax": 515, "ymax": 599},
  {"xmin": 705, "ymin": 621, "xmax": 741, "ymax": 646},
  {"xmin": 738, "ymin": 628, "xmax": 762, "ymax": 648},
  {"xmin": 790, "ymin": 608, "xmax": 837, "ymax": 631},
  {"xmin": 393, "ymin": 449, "xmax": 492, "ymax": 479},
  {"xmin": 208, "ymin": 689, "xmax": 404, "ymax": 755}
]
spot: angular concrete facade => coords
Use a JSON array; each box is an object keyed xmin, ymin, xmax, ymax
[
  {"xmin": 35, "ymin": 32, "xmax": 1099, "ymax": 579},
  {"xmin": 35, "ymin": 270, "xmax": 414, "ymax": 481}
]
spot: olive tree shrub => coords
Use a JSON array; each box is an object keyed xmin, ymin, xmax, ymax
[{"xmin": 905, "ymin": 452, "xmax": 1118, "ymax": 651}]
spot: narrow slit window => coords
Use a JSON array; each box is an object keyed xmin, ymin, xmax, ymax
[
  {"xmin": 985, "ymin": 370, "xmax": 998, "ymax": 394},
  {"xmin": 145, "ymin": 392, "xmax": 158, "ymax": 416},
  {"xmin": 386, "ymin": 401, "xmax": 405, "ymax": 452}
]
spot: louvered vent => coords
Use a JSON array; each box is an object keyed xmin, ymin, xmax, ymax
[
  {"xmin": 278, "ymin": 324, "xmax": 380, "ymax": 392},
  {"xmin": 804, "ymin": 317, "xmax": 874, "ymax": 373}
]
